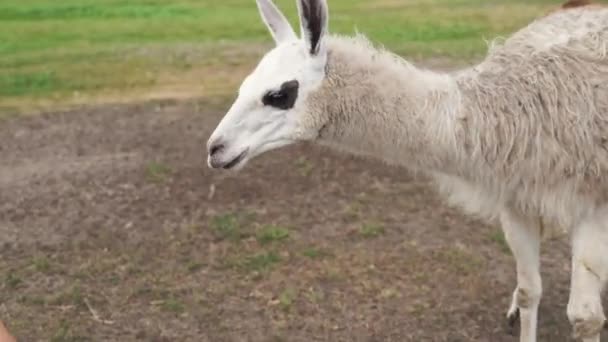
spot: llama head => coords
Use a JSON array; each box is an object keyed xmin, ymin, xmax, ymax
[{"xmin": 207, "ymin": 0, "xmax": 329, "ymax": 170}]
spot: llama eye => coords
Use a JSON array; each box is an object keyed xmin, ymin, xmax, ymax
[{"xmin": 262, "ymin": 80, "xmax": 299, "ymax": 110}]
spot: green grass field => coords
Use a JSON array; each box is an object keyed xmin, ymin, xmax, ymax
[{"xmin": 0, "ymin": 0, "xmax": 586, "ymax": 113}]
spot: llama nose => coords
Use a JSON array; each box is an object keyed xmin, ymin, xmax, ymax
[{"xmin": 208, "ymin": 140, "xmax": 225, "ymax": 157}]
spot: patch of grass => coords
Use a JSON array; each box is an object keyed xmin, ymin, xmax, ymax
[
  {"xmin": 210, "ymin": 213, "xmax": 247, "ymax": 241},
  {"xmin": 0, "ymin": 71, "xmax": 61, "ymax": 96},
  {"xmin": 33, "ymin": 256, "xmax": 51, "ymax": 273},
  {"xmin": 160, "ymin": 298, "xmax": 185, "ymax": 314},
  {"xmin": 489, "ymin": 230, "xmax": 511, "ymax": 255},
  {"xmin": 278, "ymin": 288, "xmax": 296, "ymax": 311},
  {"xmin": 302, "ymin": 247, "xmax": 331, "ymax": 259},
  {"xmin": 48, "ymin": 284, "xmax": 85, "ymax": 309},
  {"xmin": 242, "ymin": 251, "xmax": 282, "ymax": 272},
  {"xmin": 51, "ymin": 322, "xmax": 71, "ymax": 342},
  {"xmin": 433, "ymin": 246, "xmax": 484, "ymax": 275},
  {"xmin": 305, "ymin": 287, "xmax": 325, "ymax": 303},
  {"xmin": 359, "ymin": 222, "xmax": 385, "ymax": 238},
  {"xmin": 18, "ymin": 295, "xmax": 46, "ymax": 307},
  {"xmin": 145, "ymin": 161, "xmax": 171, "ymax": 182},
  {"xmin": 186, "ymin": 261, "xmax": 204, "ymax": 273},
  {"xmin": 50, "ymin": 320, "xmax": 86, "ymax": 342},
  {"xmin": 256, "ymin": 225, "xmax": 290, "ymax": 245},
  {"xmin": 5, "ymin": 271, "xmax": 22, "ymax": 289},
  {"xmin": 295, "ymin": 156, "xmax": 314, "ymax": 177},
  {"xmin": 343, "ymin": 200, "xmax": 365, "ymax": 220},
  {"xmin": 344, "ymin": 192, "xmax": 369, "ymax": 221},
  {"xmin": 302, "ymin": 247, "xmax": 322, "ymax": 259}
]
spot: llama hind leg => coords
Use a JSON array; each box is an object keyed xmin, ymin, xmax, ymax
[
  {"xmin": 500, "ymin": 209, "xmax": 542, "ymax": 342},
  {"xmin": 567, "ymin": 210, "xmax": 608, "ymax": 342}
]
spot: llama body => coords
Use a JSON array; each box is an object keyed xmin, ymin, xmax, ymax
[
  {"xmin": 207, "ymin": 1, "xmax": 608, "ymax": 341},
  {"xmin": 451, "ymin": 5, "xmax": 608, "ymax": 230},
  {"xmin": 313, "ymin": 6, "xmax": 608, "ymax": 234}
]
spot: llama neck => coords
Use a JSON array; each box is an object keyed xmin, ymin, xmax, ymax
[{"xmin": 308, "ymin": 36, "xmax": 464, "ymax": 173}]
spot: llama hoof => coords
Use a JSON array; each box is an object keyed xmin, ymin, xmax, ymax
[
  {"xmin": 571, "ymin": 318, "xmax": 605, "ymax": 340},
  {"xmin": 506, "ymin": 308, "xmax": 520, "ymax": 335},
  {"xmin": 568, "ymin": 297, "xmax": 606, "ymax": 340}
]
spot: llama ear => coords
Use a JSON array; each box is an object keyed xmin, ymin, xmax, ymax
[
  {"xmin": 296, "ymin": 0, "xmax": 328, "ymax": 56},
  {"xmin": 256, "ymin": 0, "xmax": 297, "ymax": 45}
]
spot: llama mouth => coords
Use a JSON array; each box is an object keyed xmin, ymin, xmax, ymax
[{"xmin": 222, "ymin": 149, "xmax": 248, "ymax": 169}]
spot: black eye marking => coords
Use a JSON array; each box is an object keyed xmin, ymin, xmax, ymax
[{"xmin": 262, "ymin": 80, "xmax": 299, "ymax": 110}]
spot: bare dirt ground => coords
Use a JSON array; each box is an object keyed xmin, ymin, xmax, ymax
[{"xmin": 0, "ymin": 99, "xmax": 606, "ymax": 342}]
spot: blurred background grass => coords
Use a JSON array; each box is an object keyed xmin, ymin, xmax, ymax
[{"xmin": 0, "ymin": 0, "xmax": 582, "ymax": 113}]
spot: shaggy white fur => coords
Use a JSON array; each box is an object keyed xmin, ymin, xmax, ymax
[{"xmin": 309, "ymin": 6, "xmax": 608, "ymax": 236}]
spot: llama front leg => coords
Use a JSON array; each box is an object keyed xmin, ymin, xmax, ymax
[
  {"xmin": 567, "ymin": 210, "xmax": 608, "ymax": 342},
  {"xmin": 500, "ymin": 209, "xmax": 542, "ymax": 342}
]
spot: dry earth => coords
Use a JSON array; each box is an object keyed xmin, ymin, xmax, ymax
[{"xmin": 0, "ymin": 99, "xmax": 606, "ymax": 341}]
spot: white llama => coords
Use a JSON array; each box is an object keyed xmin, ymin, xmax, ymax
[{"xmin": 206, "ymin": 0, "xmax": 608, "ymax": 341}]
